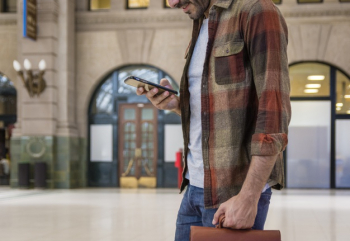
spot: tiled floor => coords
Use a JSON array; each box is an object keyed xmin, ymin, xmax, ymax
[{"xmin": 0, "ymin": 187, "xmax": 349, "ymax": 241}]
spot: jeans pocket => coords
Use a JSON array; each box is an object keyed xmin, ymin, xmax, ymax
[{"xmin": 260, "ymin": 189, "xmax": 272, "ymax": 206}]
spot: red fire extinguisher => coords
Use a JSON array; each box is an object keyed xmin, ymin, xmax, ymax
[{"xmin": 175, "ymin": 149, "xmax": 183, "ymax": 189}]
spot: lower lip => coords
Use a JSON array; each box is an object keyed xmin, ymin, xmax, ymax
[{"xmin": 183, "ymin": 3, "xmax": 190, "ymax": 13}]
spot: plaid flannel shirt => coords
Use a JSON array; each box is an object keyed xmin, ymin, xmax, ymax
[{"xmin": 179, "ymin": 0, "xmax": 291, "ymax": 208}]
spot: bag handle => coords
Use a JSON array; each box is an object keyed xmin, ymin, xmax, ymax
[{"xmin": 215, "ymin": 215, "xmax": 226, "ymax": 229}]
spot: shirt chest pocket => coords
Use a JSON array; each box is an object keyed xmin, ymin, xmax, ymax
[{"xmin": 214, "ymin": 40, "xmax": 246, "ymax": 85}]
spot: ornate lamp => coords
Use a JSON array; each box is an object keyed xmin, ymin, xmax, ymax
[{"xmin": 13, "ymin": 59, "xmax": 46, "ymax": 97}]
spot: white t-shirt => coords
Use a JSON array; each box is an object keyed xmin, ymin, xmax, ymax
[{"xmin": 185, "ymin": 19, "xmax": 209, "ymax": 188}]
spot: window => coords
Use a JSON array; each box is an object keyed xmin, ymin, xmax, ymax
[
  {"xmin": 287, "ymin": 62, "xmax": 350, "ymax": 189},
  {"xmin": 90, "ymin": 65, "xmax": 179, "ymax": 115},
  {"xmin": 0, "ymin": 0, "xmax": 17, "ymax": 13},
  {"xmin": 90, "ymin": 0, "xmax": 111, "ymax": 11},
  {"xmin": 289, "ymin": 62, "xmax": 330, "ymax": 97},
  {"xmin": 336, "ymin": 71, "xmax": 350, "ymax": 115},
  {"xmin": 164, "ymin": 0, "xmax": 171, "ymax": 8},
  {"xmin": 118, "ymin": 66, "xmax": 159, "ymax": 94},
  {"xmin": 91, "ymin": 76, "xmax": 113, "ymax": 115},
  {"xmin": 0, "ymin": 73, "xmax": 16, "ymax": 116},
  {"xmin": 127, "ymin": 0, "xmax": 149, "ymax": 9}
]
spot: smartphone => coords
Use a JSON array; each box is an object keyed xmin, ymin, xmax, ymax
[{"xmin": 124, "ymin": 76, "xmax": 178, "ymax": 95}]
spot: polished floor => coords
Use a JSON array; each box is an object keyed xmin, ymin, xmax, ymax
[{"xmin": 0, "ymin": 187, "xmax": 349, "ymax": 241}]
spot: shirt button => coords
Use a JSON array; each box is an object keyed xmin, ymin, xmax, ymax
[{"xmin": 226, "ymin": 49, "xmax": 229, "ymax": 53}]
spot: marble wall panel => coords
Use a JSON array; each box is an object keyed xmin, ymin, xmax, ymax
[
  {"xmin": 22, "ymin": 37, "xmax": 58, "ymax": 55},
  {"xmin": 22, "ymin": 102, "xmax": 57, "ymax": 119},
  {"xmin": 22, "ymin": 120, "xmax": 57, "ymax": 136}
]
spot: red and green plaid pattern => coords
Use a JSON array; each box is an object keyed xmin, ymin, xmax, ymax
[{"xmin": 179, "ymin": 0, "xmax": 291, "ymax": 208}]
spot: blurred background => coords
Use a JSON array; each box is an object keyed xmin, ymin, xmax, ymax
[{"xmin": 0, "ymin": 0, "xmax": 350, "ymax": 241}]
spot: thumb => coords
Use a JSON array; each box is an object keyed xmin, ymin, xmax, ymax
[
  {"xmin": 160, "ymin": 78, "xmax": 173, "ymax": 89},
  {"xmin": 212, "ymin": 205, "xmax": 226, "ymax": 225}
]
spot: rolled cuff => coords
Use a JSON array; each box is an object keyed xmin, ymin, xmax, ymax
[{"xmin": 251, "ymin": 133, "xmax": 288, "ymax": 156}]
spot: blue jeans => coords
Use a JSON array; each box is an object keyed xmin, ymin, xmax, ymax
[{"xmin": 175, "ymin": 184, "xmax": 272, "ymax": 241}]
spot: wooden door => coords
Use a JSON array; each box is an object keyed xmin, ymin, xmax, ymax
[{"xmin": 118, "ymin": 104, "xmax": 158, "ymax": 188}]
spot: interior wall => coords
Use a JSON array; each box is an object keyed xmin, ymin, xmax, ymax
[
  {"xmin": 287, "ymin": 22, "xmax": 350, "ymax": 74},
  {"xmin": 0, "ymin": 15, "xmax": 17, "ymax": 87},
  {"xmin": 75, "ymin": 1, "xmax": 350, "ymax": 139},
  {"xmin": 76, "ymin": 28, "xmax": 191, "ymax": 138}
]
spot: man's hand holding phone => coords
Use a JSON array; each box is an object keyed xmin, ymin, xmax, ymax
[{"xmin": 136, "ymin": 78, "xmax": 181, "ymax": 115}]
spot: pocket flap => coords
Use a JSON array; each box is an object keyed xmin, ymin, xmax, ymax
[{"xmin": 214, "ymin": 41, "xmax": 244, "ymax": 57}]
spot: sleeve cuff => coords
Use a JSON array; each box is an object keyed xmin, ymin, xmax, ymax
[{"xmin": 251, "ymin": 133, "xmax": 288, "ymax": 156}]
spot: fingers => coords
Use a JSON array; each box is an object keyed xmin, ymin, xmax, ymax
[
  {"xmin": 136, "ymin": 87, "xmax": 146, "ymax": 96},
  {"xmin": 212, "ymin": 205, "xmax": 226, "ymax": 225},
  {"xmin": 145, "ymin": 87, "xmax": 173, "ymax": 109},
  {"xmin": 160, "ymin": 78, "xmax": 174, "ymax": 90},
  {"xmin": 137, "ymin": 78, "xmax": 176, "ymax": 110}
]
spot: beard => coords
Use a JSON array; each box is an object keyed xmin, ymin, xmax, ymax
[{"xmin": 178, "ymin": 0, "xmax": 211, "ymax": 20}]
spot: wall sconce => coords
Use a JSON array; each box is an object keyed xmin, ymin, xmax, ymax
[{"xmin": 13, "ymin": 59, "xmax": 46, "ymax": 97}]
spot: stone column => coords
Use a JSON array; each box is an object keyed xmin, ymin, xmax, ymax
[
  {"xmin": 55, "ymin": 0, "xmax": 84, "ymax": 188},
  {"xmin": 10, "ymin": 0, "xmax": 84, "ymax": 189},
  {"xmin": 10, "ymin": 0, "xmax": 60, "ymax": 189},
  {"xmin": 56, "ymin": 0, "xmax": 77, "ymax": 138}
]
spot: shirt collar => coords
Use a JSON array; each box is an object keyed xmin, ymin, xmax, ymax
[
  {"xmin": 204, "ymin": 0, "xmax": 216, "ymax": 19},
  {"xmin": 204, "ymin": 0, "xmax": 234, "ymax": 18},
  {"xmin": 213, "ymin": 0, "xmax": 234, "ymax": 9}
]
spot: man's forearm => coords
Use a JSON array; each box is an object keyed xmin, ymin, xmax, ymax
[
  {"xmin": 171, "ymin": 95, "xmax": 181, "ymax": 116},
  {"xmin": 239, "ymin": 155, "xmax": 278, "ymax": 202},
  {"xmin": 173, "ymin": 107, "xmax": 181, "ymax": 116}
]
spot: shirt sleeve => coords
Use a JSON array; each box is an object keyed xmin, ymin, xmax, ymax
[{"xmin": 243, "ymin": 0, "xmax": 291, "ymax": 156}]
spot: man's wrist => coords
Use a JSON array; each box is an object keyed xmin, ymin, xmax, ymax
[
  {"xmin": 238, "ymin": 188, "xmax": 261, "ymax": 204},
  {"xmin": 171, "ymin": 107, "xmax": 181, "ymax": 116}
]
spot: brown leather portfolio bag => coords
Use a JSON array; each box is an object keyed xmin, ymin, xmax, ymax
[{"xmin": 190, "ymin": 216, "xmax": 281, "ymax": 241}]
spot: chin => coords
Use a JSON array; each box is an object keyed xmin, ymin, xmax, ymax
[{"xmin": 188, "ymin": 11, "xmax": 201, "ymax": 20}]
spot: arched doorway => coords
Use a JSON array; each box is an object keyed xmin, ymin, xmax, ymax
[
  {"xmin": 88, "ymin": 65, "xmax": 181, "ymax": 188},
  {"xmin": 0, "ymin": 72, "xmax": 17, "ymax": 185},
  {"xmin": 287, "ymin": 62, "xmax": 350, "ymax": 188}
]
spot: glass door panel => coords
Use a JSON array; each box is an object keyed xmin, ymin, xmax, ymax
[
  {"xmin": 118, "ymin": 104, "xmax": 157, "ymax": 188},
  {"xmin": 142, "ymin": 108, "xmax": 154, "ymax": 120},
  {"xmin": 141, "ymin": 122, "xmax": 154, "ymax": 176},
  {"xmin": 287, "ymin": 101, "xmax": 331, "ymax": 188},
  {"xmin": 336, "ymin": 120, "xmax": 350, "ymax": 188},
  {"xmin": 122, "ymin": 122, "xmax": 136, "ymax": 176}
]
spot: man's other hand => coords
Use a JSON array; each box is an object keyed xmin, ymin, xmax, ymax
[{"xmin": 212, "ymin": 193, "xmax": 258, "ymax": 229}]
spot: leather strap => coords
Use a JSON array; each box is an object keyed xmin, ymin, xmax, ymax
[{"xmin": 216, "ymin": 215, "xmax": 225, "ymax": 229}]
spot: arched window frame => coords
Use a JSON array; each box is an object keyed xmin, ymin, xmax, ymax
[
  {"xmin": 87, "ymin": 64, "xmax": 181, "ymax": 188},
  {"xmin": 89, "ymin": 64, "xmax": 179, "ymax": 116},
  {"xmin": 288, "ymin": 61, "xmax": 350, "ymax": 189}
]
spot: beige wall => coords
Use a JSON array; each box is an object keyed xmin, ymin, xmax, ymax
[
  {"xmin": 75, "ymin": 27, "xmax": 192, "ymax": 137},
  {"xmin": 0, "ymin": 14, "xmax": 17, "ymax": 87},
  {"xmin": 1, "ymin": 0, "xmax": 350, "ymax": 139},
  {"xmin": 75, "ymin": 0, "xmax": 350, "ymax": 138},
  {"xmin": 75, "ymin": 1, "xmax": 192, "ymax": 137}
]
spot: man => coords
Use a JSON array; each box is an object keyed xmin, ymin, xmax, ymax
[{"xmin": 137, "ymin": 0, "xmax": 291, "ymax": 240}]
